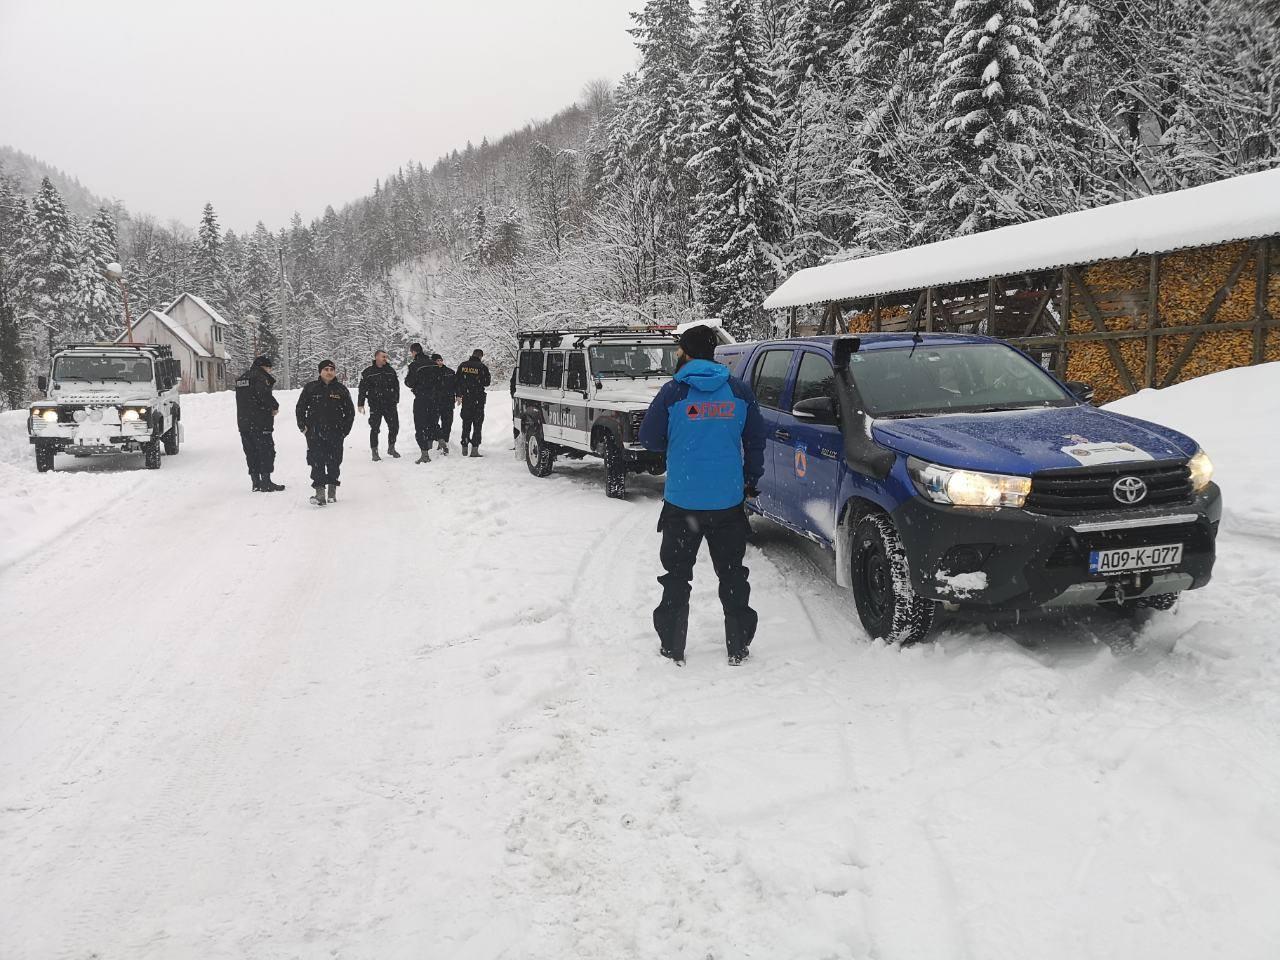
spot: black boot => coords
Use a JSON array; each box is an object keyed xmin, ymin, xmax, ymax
[
  {"xmin": 326, "ymin": 483, "xmax": 337, "ymax": 502},
  {"xmin": 469, "ymin": 446, "xmax": 481, "ymax": 458},
  {"xmin": 251, "ymin": 473, "xmax": 264, "ymax": 492},
  {"xmin": 310, "ymin": 485, "xmax": 326, "ymax": 506},
  {"xmin": 372, "ymin": 448, "xmax": 381, "ymax": 462},
  {"xmin": 387, "ymin": 445, "xmax": 401, "ymax": 458},
  {"xmin": 261, "ymin": 475, "xmax": 285, "ymax": 492}
]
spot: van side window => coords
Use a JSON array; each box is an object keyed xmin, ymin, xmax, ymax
[
  {"xmin": 791, "ymin": 352, "xmax": 835, "ymax": 409},
  {"xmin": 566, "ymin": 352, "xmax": 587, "ymax": 392},
  {"xmin": 545, "ymin": 352, "xmax": 565, "ymax": 390},
  {"xmin": 752, "ymin": 350, "xmax": 793, "ymax": 410},
  {"xmin": 518, "ymin": 350, "xmax": 544, "ymax": 386}
]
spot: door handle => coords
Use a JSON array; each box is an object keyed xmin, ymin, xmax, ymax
[{"xmin": 774, "ymin": 429, "xmax": 791, "ymax": 441}]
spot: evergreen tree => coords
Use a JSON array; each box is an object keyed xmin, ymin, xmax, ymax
[
  {"xmin": 0, "ymin": 174, "xmax": 30, "ymax": 407},
  {"xmin": 934, "ymin": 0, "xmax": 1050, "ymax": 233},
  {"xmin": 75, "ymin": 208, "xmax": 120, "ymax": 341},
  {"xmin": 190, "ymin": 202, "xmax": 227, "ymax": 309},
  {"xmin": 26, "ymin": 177, "xmax": 80, "ymax": 358},
  {"xmin": 689, "ymin": 0, "xmax": 787, "ymax": 338}
]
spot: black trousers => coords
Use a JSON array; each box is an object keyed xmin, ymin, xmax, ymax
[
  {"xmin": 653, "ymin": 501, "xmax": 757, "ymax": 659},
  {"xmin": 425, "ymin": 399, "xmax": 453, "ymax": 443},
  {"xmin": 412, "ymin": 395, "xmax": 432, "ymax": 451},
  {"xmin": 460, "ymin": 398, "xmax": 486, "ymax": 446},
  {"xmin": 306, "ymin": 434, "xmax": 344, "ymax": 486},
  {"xmin": 240, "ymin": 430, "xmax": 276, "ymax": 476},
  {"xmin": 368, "ymin": 404, "xmax": 399, "ymax": 449}
]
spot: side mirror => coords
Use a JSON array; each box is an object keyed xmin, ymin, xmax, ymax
[
  {"xmin": 1065, "ymin": 380, "xmax": 1095, "ymax": 403},
  {"xmin": 792, "ymin": 396, "xmax": 838, "ymax": 425},
  {"xmin": 37, "ymin": 375, "xmax": 48, "ymax": 393}
]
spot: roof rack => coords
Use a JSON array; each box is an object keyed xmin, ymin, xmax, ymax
[
  {"xmin": 518, "ymin": 325, "xmax": 679, "ymax": 349},
  {"xmin": 61, "ymin": 342, "xmax": 173, "ymax": 356}
]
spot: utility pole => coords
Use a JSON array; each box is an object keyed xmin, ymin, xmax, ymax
[{"xmin": 277, "ymin": 248, "xmax": 292, "ymax": 389}]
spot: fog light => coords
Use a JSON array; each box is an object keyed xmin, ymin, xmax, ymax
[{"xmin": 939, "ymin": 544, "xmax": 993, "ymax": 575}]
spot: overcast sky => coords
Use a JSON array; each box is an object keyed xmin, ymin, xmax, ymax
[{"xmin": 0, "ymin": 0, "xmax": 640, "ymax": 232}]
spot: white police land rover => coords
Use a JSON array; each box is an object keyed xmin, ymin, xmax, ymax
[
  {"xmin": 28, "ymin": 343, "xmax": 183, "ymax": 472},
  {"xmin": 513, "ymin": 325, "xmax": 731, "ymax": 498}
]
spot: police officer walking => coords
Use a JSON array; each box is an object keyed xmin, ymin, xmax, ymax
[
  {"xmin": 357, "ymin": 349, "xmax": 401, "ymax": 461},
  {"xmin": 455, "ymin": 349, "xmax": 491, "ymax": 457},
  {"xmin": 296, "ymin": 359, "xmax": 355, "ymax": 506},
  {"xmin": 421, "ymin": 354, "xmax": 456, "ymax": 456},
  {"xmin": 404, "ymin": 343, "xmax": 435, "ymax": 463},
  {"xmin": 235, "ymin": 355, "xmax": 285, "ymax": 493},
  {"xmin": 639, "ymin": 325, "xmax": 766, "ymax": 666}
]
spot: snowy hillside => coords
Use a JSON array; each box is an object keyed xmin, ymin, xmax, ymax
[{"xmin": 1, "ymin": 368, "xmax": 1278, "ymax": 959}]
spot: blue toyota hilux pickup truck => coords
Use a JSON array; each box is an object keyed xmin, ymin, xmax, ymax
[{"xmin": 716, "ymin": 334, "xmax": 1221, "ymax": 644}]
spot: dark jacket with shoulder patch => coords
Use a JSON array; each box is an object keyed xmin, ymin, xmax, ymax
[{"xmin": 235, "ymin": 366, "xmax": 279, "ymax": 433}]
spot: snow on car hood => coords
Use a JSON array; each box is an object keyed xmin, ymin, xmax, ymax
[
  {"xmin": 592, "ymin": 378, "xmax": 670, "ymax": 405},
  {"xmin": 871, "ymin": 404, "xmax": 1199, "ymax": 475}
]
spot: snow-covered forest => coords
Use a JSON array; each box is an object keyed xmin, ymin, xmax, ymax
[{"xmin": 2, "ymin": 0, "xmax": 1277, "ymax": 407}]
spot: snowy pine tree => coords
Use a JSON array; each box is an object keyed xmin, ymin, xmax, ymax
[
  {"xmin": 0, "ymin": 174, "xmax": 30, "ymax": 408},
  {"xmin": 689, "ymin": 0, "xmax": 787, "ymax": 339},
  {"xmin": 26, "ymin": 177, "xmax": 80, "ymax": 359},
  {"xmin": 934, "ymin": 0, "xmax": 1050, "ymax": 233},
  {"xmin": 75, "ymin": 208, "xmax": 120, "ymax": 341},
  {"xmin": 190, "ymin": 202, "xmax": 227, "ymax": 310}
]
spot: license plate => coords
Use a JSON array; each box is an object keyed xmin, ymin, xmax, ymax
[{"xmin": 1089, "ymin": 543, "xmax": 1183, "ymax": 575}]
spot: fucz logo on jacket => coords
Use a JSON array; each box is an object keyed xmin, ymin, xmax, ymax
[{"xmin": 685, "ymin": 401, "xmax": 736, "ymax": 420}]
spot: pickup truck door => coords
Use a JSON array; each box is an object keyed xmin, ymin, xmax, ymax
[
  {"xmin": 772, "ymin": 349, "xmax": 842, "ymax": 544},
  {"xmin": 744, "ymin": 347, "xmax": 795, "ymax": 519}
]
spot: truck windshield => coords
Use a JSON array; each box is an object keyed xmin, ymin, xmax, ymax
[
  {"xmin": 53, "ymin": 355, "xmax": 154, "ymax": 383},
  {"xmin": 588, "ymin": 343, "xmax": 678, "ymax": 378},
  {"xmin": 850, "ymin": 344, "xmax": 1073, "ymax": 417}
]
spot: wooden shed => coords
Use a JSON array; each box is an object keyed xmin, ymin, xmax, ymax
[{"xmin": 764, "ymin": 169, "xmax": 1280, "ymax": 404}]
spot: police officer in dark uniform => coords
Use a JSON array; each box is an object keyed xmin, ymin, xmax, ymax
[
  {"xmin": 404, "ymin": 343, "xmax": 435, "ymax": 463},
  {"xmin": 357, "ymin": 349, "xmax": 401, "ymax": 461},
  {"xmin": 235, "ymin": 355, "xmax": 285, "ymax": 493},
  {"xmin": 421, "ymin": 354, "xmax": 456, "ymax": 456},
  {"xmin": 296, "ymin": 359, "xmax": 355, "ymax": 506},
  {"xmin": 455, "ymin": 349, "xmax": 491, "ymax": 457}
]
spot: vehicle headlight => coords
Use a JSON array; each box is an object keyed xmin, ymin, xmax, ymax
[
  {"xmin": 1188, "ymin": 448, "xmax": 1214, "ymax": 492},
  {"xmin": 121, "ymin": 407, "xmax": 149, "ymax": 422},
  {"xmin": 909, "ymin": 457, "xmax": 1032, "ymax": 509},
  {"xmin": 41, "ymin": 409, "xmax": 58, "ymax": 422}
]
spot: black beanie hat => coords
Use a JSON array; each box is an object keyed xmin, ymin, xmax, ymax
[
  {"xmin": 409, "ymin": 342, "xmax": 423, "ymax": 354},
  {"xmin": 472, "ymin": 349, "xmax": 484, "ymax": 358},
  {"xmin": 678, "ymin": 324, "xmax": 719, "ymax": 361},
  {"xmin": 318, "ymin": 359, "xmax": 336, "ymax": 372},
  {"xmin": 252, "ymin": 355, "xmax": 273, "ymax": 368}
]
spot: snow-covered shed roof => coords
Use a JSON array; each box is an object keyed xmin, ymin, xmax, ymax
[
  {"xmin": 116, "ymin": 309, "xmax": 212, "ymax": 358},
  {"xmin": 763, "ymin": 168, "xmax": 1280, "ymax": 310},
  {"xmin": 164, "ymin": 292, "xmax": 231, "ymax": 327}
]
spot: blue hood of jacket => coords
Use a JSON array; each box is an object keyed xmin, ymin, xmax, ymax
[
  {"xmin": 675, "ymin": 359, "xmax": 731, "ymax": 393},
  {"xmin": 871, "ymin": 404, "xmax": 1198, "ymax": 474}
]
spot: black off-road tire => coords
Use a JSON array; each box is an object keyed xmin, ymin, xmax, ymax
[
  {"xmin": 143, "ymin": 439, "xmax": 162, "ymax": 470},
  {"xmin": 524, "ymin": 426, "xmax": 555, "ymax": 478},
  {"xmin": 34, "ymin": 444, "xmax": 55, "ymax": 473},
  {"xmin": 850, "ymin": 513, "xmax": 936, "ymax": 645},
  {"xmin": 600, "ymin": 431, "xmax": 626, "ymax": 498},
  {"xmin": 162, "ymin": 423, "xmax": 180, "ymax": 456}
]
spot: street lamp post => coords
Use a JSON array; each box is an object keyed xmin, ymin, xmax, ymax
[{"xmin": 103, "ymin": 262, "xmax": 134, "ymax": 344}]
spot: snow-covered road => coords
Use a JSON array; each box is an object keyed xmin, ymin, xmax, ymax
[{"xmin": 2, "ymin": 374, "xmax": 1279, "ymax": 959}]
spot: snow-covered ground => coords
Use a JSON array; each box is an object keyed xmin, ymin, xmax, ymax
[{"xmin": 2, "ymin": 368, "xmax": 1278, "ymax": 959}]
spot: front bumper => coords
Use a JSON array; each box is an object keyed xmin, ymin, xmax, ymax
[
  {"xmin": 892, "ymin": 484, "xmax": 1221, "ymax": 610},
  {"xmin": 30, "ymin": 433, "xmax": 153, "ymax": 454}
]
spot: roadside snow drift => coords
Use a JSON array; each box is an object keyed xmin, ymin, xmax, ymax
[{"xmin": 2, "ymin": 367, "xmax": 1278, "ymax": 959}]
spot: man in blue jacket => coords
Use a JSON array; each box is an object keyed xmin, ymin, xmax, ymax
[{"xmin": 639, "ymin": 324, "xmax": 767, "ymax": 666}]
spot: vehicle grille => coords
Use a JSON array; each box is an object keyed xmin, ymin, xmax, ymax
[
  {"xmin": 56, "ymin": 405, "xmax": 85, "ymax": 423},
  {"xmin": 1046, "ymin": 521, "xmax": 1215, "ymax": 569},
  {"xmin": 1026, "ymin": 459, "xmax": 1192, "ymax": 515}
]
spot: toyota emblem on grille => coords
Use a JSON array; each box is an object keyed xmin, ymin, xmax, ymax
[{"xmin": 1113, "ymin": 475, "xmax": 1148, "ymax": 504}]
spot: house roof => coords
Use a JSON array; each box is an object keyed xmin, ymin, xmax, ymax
[
  {"xmin": 117, "ymin": 309, "xmax": 212, "ymax": 358},
  {"xmin": 164, "ymin": 292, "xmax": 231, "ymax": 327},
  {"xmin": 763, "ymin": 167, "xmax": 1280, "ymax": 311}
]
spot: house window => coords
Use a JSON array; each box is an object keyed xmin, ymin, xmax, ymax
[{"xmin": 197, "ymin": 361, "xmax": 205, "ymax": 379}]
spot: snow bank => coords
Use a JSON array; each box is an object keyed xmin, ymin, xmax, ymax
[
  {"xmin": 765, "ymin": 168, "xmax": 1280, "ymax": 308},
  {"xmin": 1106, "ymin": 361, "xmax": 1280, "ymax": 538}
]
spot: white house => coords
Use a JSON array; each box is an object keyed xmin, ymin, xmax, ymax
[{"xmin": 116, "ymin": 292, "xmax": 231, "ymax": 393}]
